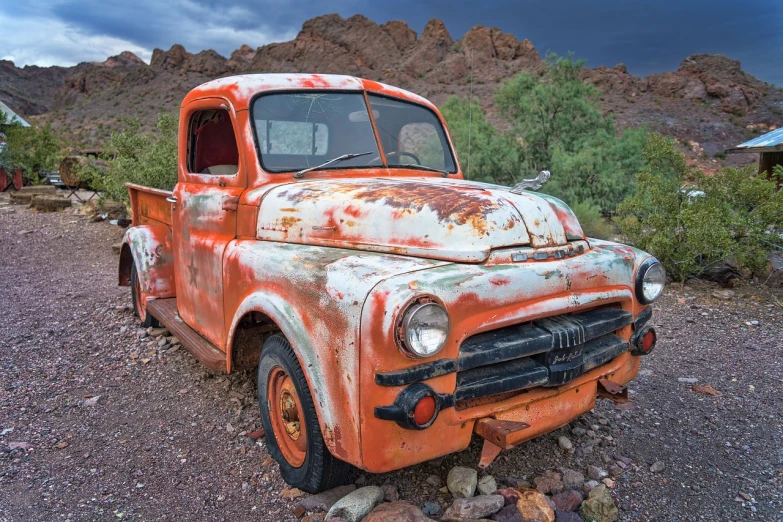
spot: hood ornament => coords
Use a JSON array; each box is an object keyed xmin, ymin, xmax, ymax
[{"xmin": 509, "ymin": 170, "xmax": 550, "ymax": 194}]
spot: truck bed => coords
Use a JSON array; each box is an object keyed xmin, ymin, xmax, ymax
[{"xmin": 126, "ymin": 182, "xmax": 173, "ymax": 227}]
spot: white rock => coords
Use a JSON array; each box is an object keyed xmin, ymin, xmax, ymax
[
  {"xmin": 558, "ymin": 436, "xmax": 573, "ymax": 451},
  {"xmin": 477, "ymin": 475, "xmax": 497, "ymax": 495},
  {"xmin": 447, "ymin": 466, "xmax": 478, "ymax": 499},
  {"xmin": 441, "ymin": 494, "xmax": 504, "ymax": 520},
  {"xmin": 325, "ymin": 486, "xmax": 384, "ymax": 522},
  {"xmin": 82, "ymin": 396, "xmax": 100, "ymax": 407}
]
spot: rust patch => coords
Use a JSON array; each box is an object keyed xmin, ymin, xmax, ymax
[
  {"xmin": 279, "ymin": 216, "xmax": 302, "ymax": 228},
  {"xmin": 280, "ymin": 181, "xmax": 503, "ymax": 237}
]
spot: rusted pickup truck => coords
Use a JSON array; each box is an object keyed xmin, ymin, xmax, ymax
[{"xmin": 120, "ymin": 74, "xmax": 665, "ymax": 492}]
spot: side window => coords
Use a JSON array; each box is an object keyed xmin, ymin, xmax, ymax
[
  {"xmin": 256, "ymin": 120, "xmax": 328, "ymax": 156},
  {"xmin": 188, "ymin": 109, "xmax": 239, "ymax": 175},
  {"xmin": 398, "ymin": 123, "xmax": 445, "ymax": 169}
]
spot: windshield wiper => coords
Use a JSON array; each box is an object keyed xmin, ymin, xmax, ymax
[
  {"xmin": 396, "ymin": 164, "xmax": 451, "ymax": 177},
  {"xmin": 293, "ymin": 152, "xmax": 373, "ymax": 179}
]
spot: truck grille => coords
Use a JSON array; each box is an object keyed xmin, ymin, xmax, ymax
[{"xmin": 454, "ymin": 307, "xmax": 632, "ymax": 403}]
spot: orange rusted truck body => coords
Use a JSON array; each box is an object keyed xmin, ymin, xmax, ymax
[{"xmin": 119, "ymin": 74, "xmax": 662, "ymax": 484}]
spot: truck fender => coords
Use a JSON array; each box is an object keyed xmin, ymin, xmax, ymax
[
  {"xmin": 226, "ymin": 291, "xmax": 342, "ymax": 454},
  {"xmin": 119, "ymin": 224, "xmax": 176, "ymax": 299}
]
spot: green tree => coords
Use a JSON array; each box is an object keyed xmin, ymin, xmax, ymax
[
  {"xmin": 441, "ymin": 54, "xmax": 647, "ymax": 227},
  {"xmin": 495, "ymin": 54, "xmax": 646, "ymax": 213},
  {"xmin": 618, "ymin": 133, "xmax": 783, "ymax": 281},
  {"xmin": 100, "ymin": 114, "xmax": 179, "ymax": 204},
  {"xmin": 495, "ymin": 54, "xmax": 608, "ymax": 175},
  {"xmin": 0, "ymin": 115, "xmax": 65, "ymax": 177},
  {"xmin": 440, "ymin": 97, "xmax": 520, "ymax": 184}
]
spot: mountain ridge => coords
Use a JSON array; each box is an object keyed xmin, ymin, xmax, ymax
[{"xmin": 1, "ymin": 13, "xmax": 781, "ymax": 165}]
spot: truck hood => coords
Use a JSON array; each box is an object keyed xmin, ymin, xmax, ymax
[{"xmin": 256, "ymin": 177, "xmax": 585, "ymax": 263}]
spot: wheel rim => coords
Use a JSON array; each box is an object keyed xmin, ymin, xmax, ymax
[
  {"xmin": 267, "ymin": 366, "xmax": 307, "ymax": 467},
  {"xmin": 133, "ymin": 273, "xmax": 146, "ymax": 322}
]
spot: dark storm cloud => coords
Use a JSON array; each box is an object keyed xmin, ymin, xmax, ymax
[{"xmin": 1, "ymin": 0, "xmax": 780, "ymax": 85}]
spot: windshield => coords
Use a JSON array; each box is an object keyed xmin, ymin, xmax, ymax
[
  {"xmin": 367, "ymin": 94, "xmax": 456, "ymax": 173},
  {"xmin": 253, "ymin": 92, "xmax": 382, "ymax": 172},
  {"xmin": 251, "ymin": 91, "xmax": 457, "ymax": 174}
]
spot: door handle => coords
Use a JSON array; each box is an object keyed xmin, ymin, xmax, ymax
[
  {"xmin": 166, "ymin": 196, "xmax": 178, "ymax": 203},
  {"xmin": 222, "ymin": 195, "xmax": 240, "ymax": 211}
]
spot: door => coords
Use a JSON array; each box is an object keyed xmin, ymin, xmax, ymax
[{"xmin": 172, "ymin": 100, "xmax": 246, "ymax": 349}]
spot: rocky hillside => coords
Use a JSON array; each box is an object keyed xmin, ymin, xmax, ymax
[{"xmin": 2, "ymin": 14, "xmax": 782, "ymax": 165}]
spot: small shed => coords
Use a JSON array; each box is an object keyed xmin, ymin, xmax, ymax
[{"xmin": 726, "ymin": 127, "xmax": 783, "ymax": 187}]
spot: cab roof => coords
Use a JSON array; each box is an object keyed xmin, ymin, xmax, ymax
[{"xmin": 184, "ymin": 73, "xmax": 437, "ymax": 113}]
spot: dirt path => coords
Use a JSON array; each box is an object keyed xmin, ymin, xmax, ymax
[{"xmin": 1, "ymin": 206, "xmax": 781, "ymax": 521}]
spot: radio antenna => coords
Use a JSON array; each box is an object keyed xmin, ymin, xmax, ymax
[{"xmin": 467, "ymin": 48, "xmax": 474, "ymax": 180}]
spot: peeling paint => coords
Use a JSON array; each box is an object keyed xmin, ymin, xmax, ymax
[{"xmin": 123, "ymin": 74, "xmax": 659, "ymax": 476}]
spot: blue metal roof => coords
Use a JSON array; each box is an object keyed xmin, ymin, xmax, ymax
[
  {"xmin": 728, "ymin": 127, "xmax": 783, "ymax": 153},
  {"xmin": 0, "ymin": 100, "xmax": 31, "ymax": 127}
]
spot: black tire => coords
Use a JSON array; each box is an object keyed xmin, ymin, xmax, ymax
[
  {"xmin": 257, "ymin": 334, "xmax": 349, "ymax": 493},
  {"xmin": 130, "ymin": 262, "xmax": 159, "ymax": 328}
]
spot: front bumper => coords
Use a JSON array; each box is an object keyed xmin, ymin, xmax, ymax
[
  {"xmin": 359, "ymin": 298, "xmax": 653, "ymax": 473},
  {"xmin": 360, "ymin": 349, "xmax": 641, "ymax": 473}
]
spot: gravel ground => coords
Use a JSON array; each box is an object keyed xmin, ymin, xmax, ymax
[{"xmin": 1, "ymin": 204, "xmax": 781, "ymax": 521}]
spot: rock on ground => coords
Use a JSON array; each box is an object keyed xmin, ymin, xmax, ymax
[
  {"xmin": 442, "ymin": 494, "xmax": 504, "ymax": 521},
  {"xmin": 580, "ymin": 485, "xmax": 618, "ymax": 522},
  {"xmin": 363, "ymin": 501, "xmax": 430, "ymax": 521},
  {"xmin": 325, "ymin": 486, "xmax": 384, "ymax": 522},
  {"xmin": 491, "ymin": 504, "xmax": 523, "ymax": 522},
  {"xmin": 447, "ymin": 466, "xmax": 478, "ymax": 498},
  {"xmin": 558, "ymin": 436, "xmax": 573, "ymax": 451},
  {"xmin": 533, "ymin": 470, "xmax": 564, "ymax": 494},
  {"xmin": 650, "ymin": 461, "xmax": 665, "ymax": 473},
  {"xmin": 301, "ymin": 485, "xmax": 357, "ymax": 512},
  {"xmin": 551, "ymin": 489, "xmax": 583, "ymax": 512},
  {"xmin": 497, "ymin": 487, "xmax": 521, "ymax": 506},
  {"xmin": 477, "ymin": 474, "xmax": 498, "ymax": 495},
  {"xmin": 559, "ymin": 468, "xmax": 585, "ymax": 491},
  {"xmin": 586, "ymin": 465, "xmax": 608, "ymax": 481},
  {"xmin": 516, "ymin": 489, "xmax": 555, "ymax": 522}
]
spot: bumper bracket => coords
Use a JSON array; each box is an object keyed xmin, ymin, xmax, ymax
[{"xmin": 474, "ymin": 418, "xmax": 530, "ymax": 468}]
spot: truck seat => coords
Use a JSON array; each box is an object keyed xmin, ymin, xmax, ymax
[{"xmin": 200, "ymin": 165, "xmax": 238, "ymax": 175}]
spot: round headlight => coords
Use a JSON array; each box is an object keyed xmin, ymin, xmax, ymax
[
  {"xmin": 400, "ymin": 301, "xmax": 450, "ymax": 358},
  {"xmin": 636, "ymin": 259, "xmax": 666, "ymax": 304}
]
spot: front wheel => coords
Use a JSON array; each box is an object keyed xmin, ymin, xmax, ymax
[
  {"xmin": 130, "ymin": 262, "xmax": 158, "ymax": 328},
  {"xmin": 257, "ymin": 334, "xmax": 349, "ymax": 492}
]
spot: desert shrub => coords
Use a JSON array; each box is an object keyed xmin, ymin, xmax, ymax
[
  {"xmin": 0, "ymin": 112, "xmax": 66, "ymax": 179},
  {"xmin": 569, "ymin": 201, "xmax": 615, "ymax": 240},
  {"xmin": 617, "ymin": 133, "xmax": 783, "ymax": 281},
  {"xmin": 100, "ymin": 114, "xmax": 178, "ymax": 204},
  {"xmin": 441, "ymin": 54, "xmax": 646, "ymax": 219}
]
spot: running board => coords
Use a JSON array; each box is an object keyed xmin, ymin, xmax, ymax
[{"xmin": 147, "ymin": 298, "xmax": 226, "ymax": 372}]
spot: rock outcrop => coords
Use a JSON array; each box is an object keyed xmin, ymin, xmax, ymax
[{"xmin": 0, "ymin": 13, "xmax": 779, "ymax": 157}]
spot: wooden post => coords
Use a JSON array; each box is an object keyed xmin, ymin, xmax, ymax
[{"xmin": 759, "ymin": 151, "xmax": 783, "ymax": 190}]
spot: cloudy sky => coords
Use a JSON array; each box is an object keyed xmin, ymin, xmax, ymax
[{"xmin": 2, "ymin": 0, "xmax": 781, "ymax": 85}]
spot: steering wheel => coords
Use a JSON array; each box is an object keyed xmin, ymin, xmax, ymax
[{"xmin": 365, "ymin": 151, "xmax": 422, "ymax": 166}]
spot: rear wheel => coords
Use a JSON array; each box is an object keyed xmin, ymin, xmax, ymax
[
  {"xmin": 258, "ymin": 334, "xmax": 349, "ymax": 492},
  {"xmin": 130, "ymin": 262, "xmax": 158, "ymax": 328}
]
